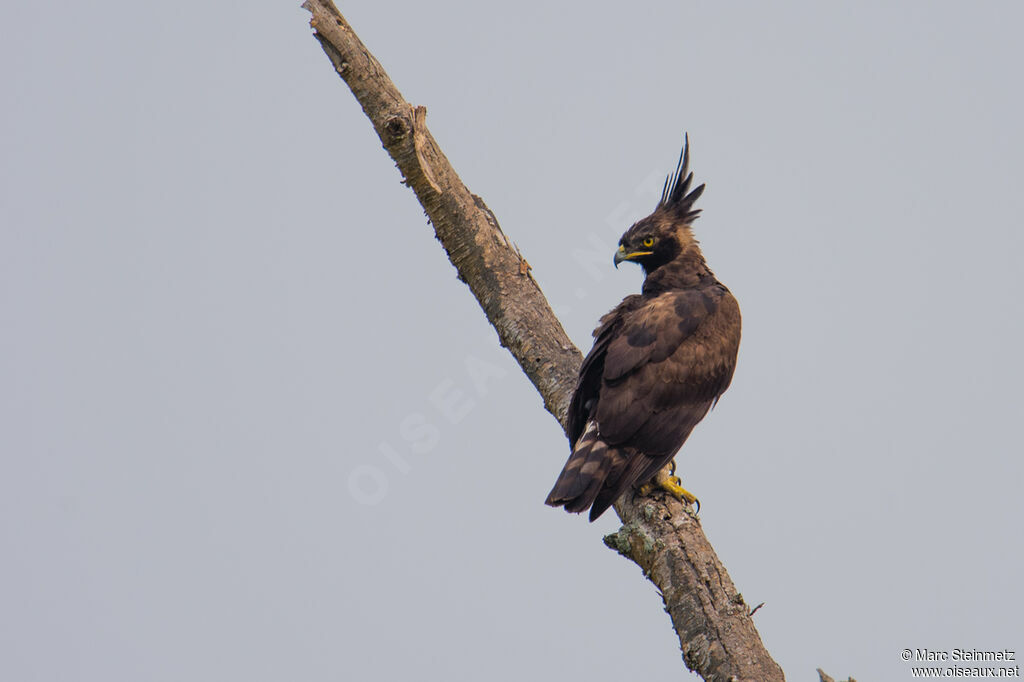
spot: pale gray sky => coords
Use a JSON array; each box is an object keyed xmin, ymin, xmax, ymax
[{"xmin": 2, "ymin": 2, "xmax": 1022, "ymax": 680}]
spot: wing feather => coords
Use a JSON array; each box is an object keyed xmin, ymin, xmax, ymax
[
  {"xmin": 567, "ymin": 294, "xmax": 643, "ymax": 446},
  {"xmin": 595, "ymin": 286, "xmax": 738, "ymax": 449},
  {"xmin": 551, "ymin": 280, "xmax": 740, "ymax": 520}
]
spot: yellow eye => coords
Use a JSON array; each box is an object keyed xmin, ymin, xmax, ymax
[{"xmin": 642, "ymin": 237, "xmax": 655, "ymax": 248}]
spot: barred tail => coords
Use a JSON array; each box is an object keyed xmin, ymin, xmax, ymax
[{"xmin": 545, "ymin": 420, "xmax": 632, "ymax": 521}]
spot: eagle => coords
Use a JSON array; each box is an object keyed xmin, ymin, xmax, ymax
[{"xmin": 546, "ymin": 137, "xmax": 741, "ymax": 521}]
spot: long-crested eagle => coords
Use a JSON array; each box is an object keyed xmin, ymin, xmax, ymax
[{"xmin": 546, "ymin": 137, "xmax": 741, "ymax": 521}]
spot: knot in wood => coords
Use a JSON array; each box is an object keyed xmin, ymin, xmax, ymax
[{"xmin": 383, "ymin": 115, "xmax": 409, "ymax": 140}]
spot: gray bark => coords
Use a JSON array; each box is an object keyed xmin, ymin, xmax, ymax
[{"xmin": 302, "ymin": 2, "xmax": 788, "ymax": 679}]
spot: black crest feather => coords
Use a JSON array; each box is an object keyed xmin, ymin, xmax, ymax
[{"xmin": 658, "ymin": 134, "xmax": 706, "ymax": 223}]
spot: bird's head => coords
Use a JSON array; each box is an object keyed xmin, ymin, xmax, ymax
[{"xmin": 614, "ymin": 135, "xmax": 706, "ymax": 275}]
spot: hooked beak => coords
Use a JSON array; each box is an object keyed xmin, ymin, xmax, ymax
[{"xmin": 614, "ymin": 245, "xmax": 653, "ymax": 268}]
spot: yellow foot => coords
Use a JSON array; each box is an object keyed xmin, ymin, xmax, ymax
[{"xmin": 639, "ymin": 464, "xmax": 700, "ymax": 515}]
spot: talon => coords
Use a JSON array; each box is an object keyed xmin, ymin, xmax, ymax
[{"xmin": 644, "ymin": 463, "xmax": 700, "ymax": 513}]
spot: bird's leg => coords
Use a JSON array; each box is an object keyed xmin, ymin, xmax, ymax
[{"xmin": 639, "ymin": 460, "xmax": 700, "ymax": 514}]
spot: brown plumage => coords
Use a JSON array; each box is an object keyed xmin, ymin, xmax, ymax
[{"xmin": 546, "ymin": 137, "xmax": 741, "ymax": 521}]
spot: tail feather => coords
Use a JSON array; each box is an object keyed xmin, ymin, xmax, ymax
[
  {"xmin": 546, "ymin": 419, "xmax": 666, "ymax": 521},
  {"xmin": 564, "ymin": 445, "xmax": 624, "ymax": 514},
  {"xmin": 587, "ymin": 453, "xmax": 657, "ymax": 521},
  {"xmin": 545, "ymin": 421, "xmax": 605, "ymax": 507}
]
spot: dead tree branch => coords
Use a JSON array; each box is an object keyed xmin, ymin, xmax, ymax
[
  {"xmin": 818, "ymin": 669, "xmax": 857, "ymax": 682},
  {"xmin": 302, "ymin": 2, "xmax": 784, "ymax": 679}
]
